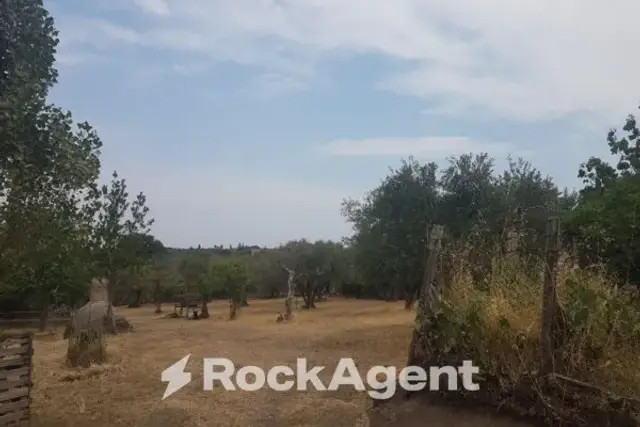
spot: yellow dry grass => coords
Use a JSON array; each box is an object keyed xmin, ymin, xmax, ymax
[{"xmin": 29, "ymin": 298, "xmax": 415, "ymax": 427}]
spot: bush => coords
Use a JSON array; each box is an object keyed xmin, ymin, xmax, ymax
[{"xmin": 410, "ymin": 252, "xmax": 640, "ymax": 425}]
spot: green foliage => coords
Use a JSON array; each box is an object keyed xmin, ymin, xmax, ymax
[
  {"xmin": 0, "ymin": 1, "xmax": 155, "ymax": 320},
  {"xmin": 564, "ymin": 276, "xmax": 640, "ymax": 348},
  {"xmin": 343, "ymin": 154, "xmax": 569, "ymax": 304},
  {"xmin": 211, "ymin": 260, "xmax": 249, "ymax": 304},
  {"xmin": 0, "ymin": 1, "xmax": 103, "ymax": 311},
  {"xmin": 565, "ymin": 106, "xmax": 640, "ymax": 284}
]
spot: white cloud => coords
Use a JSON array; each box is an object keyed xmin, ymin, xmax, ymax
[
  {"xmin": 318, "ymin": 136, "xmax": 510, "ymax": 157},
  {"xmin": 246, "ymin": 73, "xmax": 307, "ymax": 98},
  {"xmin": 55, "ymin": 0, "xmax": 640, "ymax": 122},
  {"xmin": 132, "ymin": 0, "xmax": 170, "ymax": 16},
  {"xmin": 55, "ymin": 52, "xmax": 103, "ymax": 67}
]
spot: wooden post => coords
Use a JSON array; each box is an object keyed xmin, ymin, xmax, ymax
[
  {"xmin": 420, "ymin": 224, "xmax": 445, "ymax": 314},
  {"xmin": 540, "ymin": 216, "xmax": 561, "ymax": 374},
  {"xmin": 407, "ymin": 224, "xmax": 444, "ymax": 368}
]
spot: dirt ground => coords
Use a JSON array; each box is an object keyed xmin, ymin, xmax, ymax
[{"xmin": 27, "ymin": 298, "xmax": 533, "ymax": 427}]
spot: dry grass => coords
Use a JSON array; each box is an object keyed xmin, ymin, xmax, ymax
[
  {"xmin": 26, "ymin": 269, "xmax": 635, "ymax": 427},
  {"xmin": 444, "ymin": 257, "xmax": 640, "ymax": 399},
  {"xmin": 28, "ymin": 298, "xmax": 415, "ymax": 427},
  {"xmin": 409, "ymin": 254, "xmax": 640, "ymax": 426}
]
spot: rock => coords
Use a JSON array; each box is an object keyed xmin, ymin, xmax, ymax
[{"xmin": 63, "ymin": 301, "xmax": 133, "ymax": 338}]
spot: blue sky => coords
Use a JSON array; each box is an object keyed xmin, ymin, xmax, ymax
[{"xmin": 47, "ymin": 0, "xmax": 640, "ymax": 248}]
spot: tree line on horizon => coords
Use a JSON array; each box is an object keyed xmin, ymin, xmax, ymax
[{"xmin": 1, "ymin": 1, "xmax": 639, "ymax": 328}]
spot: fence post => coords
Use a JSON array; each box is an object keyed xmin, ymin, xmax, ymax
[
  {"xmin": 540, "ymin": 216, "xmax": 561, "ymax": 374},
  {"xmin": 420, "ymin": 224, "xmax": 445, "ymax": 314},
  {"xmin": 407, "ymin": 224, "xmax": 444, "ymax": 368}
]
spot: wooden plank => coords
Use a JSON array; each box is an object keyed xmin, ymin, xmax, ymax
[
  {"xmin": 0, "ymin": 369, "xmax": 29, "ymax": 381},
  {"xmin": 0, "ymin": 388, "xmax": 28, "ymax": 403},
  {"xmin": 0, "ymin": 334, "xmax": 31, "ymax": 342},
  {"xmin": 0, "ymin": 358, "xmax": 29, "ymax": 370},
  {"xmin": 0, "ymin": 409, "xmax": 28, "ymax": 425},
  {"xmin": 0, "ymin": 376, "xmax": 30, "ymax": 391},
  {"xmin": 0, "ymin": 398, "xmax": 29, "ymax": 413},
  {"xmin": 0, "ymin": 337, "xmax": 31, "ymax": 347},
  {"xmin": 0, "ymin": 332, "xmax": 32, "ymax": 427},
  {"xmin": 0, "ymin": 347, "xmax": 29, "ymax": 358}
]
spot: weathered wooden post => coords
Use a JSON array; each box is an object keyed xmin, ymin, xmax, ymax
[
  {"xmin": 540, "ymin": 216, "xmax": 561, "ymax": 374},
  {"xmin": 280, "ymin": 265, "xmax": 296, "ymax": 321},
  {"xmin": 407, "ymin": 224, "xmax": 444, "ymax": 367},
  {"xmin": 420, "ymin": 224, "xmax": 445, "ymax": 315}
]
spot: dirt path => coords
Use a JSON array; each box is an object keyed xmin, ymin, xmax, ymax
[
  {"xmin": 28, "ymin": 299, "xmax": 534, "ymax": 427},
  {"xmin": 368, "ymin": 395, "xmax": 536, "ymax": 427}
]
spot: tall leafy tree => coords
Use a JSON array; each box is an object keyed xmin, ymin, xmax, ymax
[
  {"xmin": 343, "ymin": 157, "xmax": 439, "ymax": 307},
  {"xmin": 211, "ymin": 260, "xmax": 249, "ymax": 320},
  {"xmin": 84, "ymin": 172, "xmax": 154, "ymax": 327},
  {"xmin": 178, "ymin": 254, "xmax": 211, "ymax": 317},
  {"xmin": 0, "ymin": 0, "xmax": 104, "ymax": 329},
  {"xmin": 566, "ymin": 106, "xmax": 640, "ymax": 284}
]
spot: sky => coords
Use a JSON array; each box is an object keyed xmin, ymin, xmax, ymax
[{"xmin": 46, "ymin": 0, "xmax": 640, "ymax": 248}]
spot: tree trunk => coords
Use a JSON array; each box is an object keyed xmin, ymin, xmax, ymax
[
  {"xmin": 301, "ymin": 280, "xmax": 314, "ymax": 309},
  {"xmin": 284, "ymin": 297, "xmax": 293, "ymax": 320},
  {"xmin": 309, "ymin": 283, "xmax": 317, "ymax": 309},
  {"xmin": 128, "ymin": 287, "xmax": 142, "ymax": 308},
  {"xmin": 404, "ymin": 298, "xmax": 414, "ymax": 310},
  {"xmin": 283, "ymin": 265, "xmax": 296, "ymax": 319},
  {"xmin": 404, "ymin": 283, "xmax": 420, "ymax": 310},
  {"xmin": 38, "ymin": 291, "xmax": 50, "ymax": 332},
  {"xmin": 229, "ymin": 300, "xmax": 238, "ymax": 320},
  {"xmin": 152, "ymin": 280, "xmax": 163, "ymax": 313},
  {"xmin": 107, "ymin": 277, "xmax": 118, "ymax": 334},
  {"xmin": 201, "ymin": 300, "xmax": 210, "ymax": 318}
]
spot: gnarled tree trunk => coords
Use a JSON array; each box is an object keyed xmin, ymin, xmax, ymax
[
  {"xmin": 38, "ymin": 291, "xmax": 50, "ymax": 332},
  {"xmin": 201, "ymin": 298, "xmax": 210, "ymax": 318},
  {"xmin": 281, "ymin": 265, "xmax": 296, "ymax": 320},
  {"xmin": 229, "ymin": 300, "xmax": 238, "ymax": 320}
]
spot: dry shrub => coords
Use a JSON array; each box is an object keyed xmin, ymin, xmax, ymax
[{"xmin": 413, "ymin": 251, "xmax": 640, "ymax": 425}]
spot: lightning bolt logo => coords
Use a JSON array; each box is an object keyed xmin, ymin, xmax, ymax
[{"xmin": 161, "ymin": 354, "xmax": 192, "ymax": 400}]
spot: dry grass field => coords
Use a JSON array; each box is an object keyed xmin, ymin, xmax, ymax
[{"xmin": 26, "ymin": 299, "xmax": 533, "ymax": 427}]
